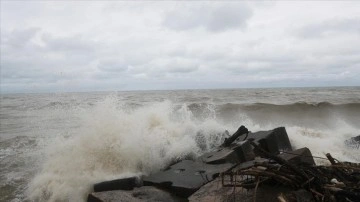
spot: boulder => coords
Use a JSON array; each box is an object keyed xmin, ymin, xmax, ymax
[
  {"xmin": 199, "ymin": 140, "xmax": 255, "ymax": 164},
  {"xmin": 93, "ymin": 177, "xmax": 142, "ymax": 192},
  {"xmin": 143, "ymin": 160, "xmax": 234, "ymax": 197},
  {"xmin": 249, "ymin": 127, "xmax": 292, "ymax": 155},
  {"xmin": 88, "ymin": 186, "xmax": 183, "ymax": 202}
]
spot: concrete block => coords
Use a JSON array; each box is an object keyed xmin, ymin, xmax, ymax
[
  {"xmin": 143, "ymin": 160, "xmax": 234, "ymax": 197},
  {"xmin": 88, "ymin": 186, "xmax": 182, "ymax": 202},
  {"xmin": 93, "ymin": 177, "xmax": 142, "ymax": 192},
  {"xmin": 250, "ymin": 127, "xmax": 292, "ymax": 155},
  {"xmin": 200, "ymin": 140, "xmax": 255, "ymax": 164}
]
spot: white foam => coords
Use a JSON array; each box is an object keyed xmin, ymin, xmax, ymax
[{"xmin": 287, "ymin": 121, "xmax": 360, "ymax": 164}]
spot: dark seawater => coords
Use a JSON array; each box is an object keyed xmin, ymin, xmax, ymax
[{"xmin": 0, "ymin": 87, "xmax": 359, "ymax": 201}]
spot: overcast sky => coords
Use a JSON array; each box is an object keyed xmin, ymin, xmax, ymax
[{"xmin": 1, "ymin": 1, "xmax": 360, "ymax": 93}]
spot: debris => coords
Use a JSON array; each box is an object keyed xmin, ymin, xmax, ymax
[
  {"xmin": 221, "ymin": 139, "xmax": 360, "ymax": 202},
  {"xmin": 278, "ymin": 147, "xmax": 316, "ymax": 166},
  {"xmin": 189, "ymin": 178, "xmax": 296, "ymax": 202},
  {"xmin": 279, "ymin": 189, "xmax": 315, "ymax": 202}
]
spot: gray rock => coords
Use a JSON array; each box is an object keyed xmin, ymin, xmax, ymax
[
  {"xmin": 249, "ymin": 127, "xmax": 292, "ymax": 155},
  {"xmin": 143, "ymin": 160, "xmax": 234, "ymax": 197},
  {"xmin": 93, "ymin": 176, "xmax": 142, "ymax": 192},
  {"xmin": 199, "ymin": 140, "xmax": 255, "ymax": 164},
  {"xmin": 88, "ymin": 186, "xmax": 183, "ymax": 202}
]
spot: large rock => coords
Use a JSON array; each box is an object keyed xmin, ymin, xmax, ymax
[
  {"xmin": 249, "ymin": 127, "xmax": 292, "ymax": 155},
  {"xmin": 88, "ymin": 186, "xmax": 183, "ymax": 202},
  {"xmin": 199, "ymin": 140, "xmax": 255, "ymax": 164},
  {"xmin": 93, "ymin": 177, "xmax": 142, "ymax": 192},
  {"xmin": 278, "ymin": 147, "xmax": 315, "ymax": 166},
  {"xmin": 143, "ymin": 160, "xmax": 234, "ymax": 197}
]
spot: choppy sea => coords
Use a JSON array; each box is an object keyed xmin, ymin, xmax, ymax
[{"xmin": 0, "ymin": 87, "xmax": 359, "ymax": 201}]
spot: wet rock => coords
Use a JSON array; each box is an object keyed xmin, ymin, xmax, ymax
[
  {"xmin": 88, "ymin": 186, "xmax": 183, "ymax": 202},
  {"xmin": 278, "ymin": 147, "xmax": 316, "ymax": 166},
  {"xmin": 200, "ymin": 140, "xmax": 255, "ymax": 164},
  {"xmin": 93, "ymin": 177, "xmax": 142, "ymax": 192},
  {"xmin": 143, "ymin": 160, "xmax": 234, "ymax": 197},
  {"xmin": 249, "ymin": 127, "xmax": 292, "ymax": 155}
]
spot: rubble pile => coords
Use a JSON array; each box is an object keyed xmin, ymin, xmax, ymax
[
  {"xmin": 87, "ymin": 126, "xmax": 360, "ymax": 202},
  {"xmin": 221, "ymin": 143, "xmax": 360, "ymax": 202}
]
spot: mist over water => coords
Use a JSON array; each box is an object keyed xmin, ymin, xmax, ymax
[{"xmin": 0, "ymin": 87, "xmax": 359, "ymax": 202}]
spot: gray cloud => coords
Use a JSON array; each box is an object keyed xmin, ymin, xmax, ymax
[
  {"xmin": 148, "ymin": 57, "xmax": 199, "ymax": 74},
  {"xmin": 42, "ymin": 34, "xmax": 96, "ymax": 53},
  {"xmin": 97, "ymin": 59, "xmax": 129, "ymax": 73},
  {"xmin": 2, "ymin": 28, "xmax": 40, "ymax": 48},
  {"xmin": 297, "ymin": 18, "xmax": 360, "ymax": 38},
  {"xmin": 163, "ymin": 3, "xmax": 252, "ymax": 32}
]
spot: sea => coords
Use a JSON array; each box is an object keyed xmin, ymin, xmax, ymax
[{"xmin": 0, "ymin": 87, "xmax": 359, "ymax": 202}]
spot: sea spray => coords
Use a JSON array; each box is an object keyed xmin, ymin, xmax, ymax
[
  {"xmin": 27, "ymin": 97, "xmax": 229, "ymax": 202},
  {"xmin": 287, "ymin": 123, "xmax": 360, "ymax": 164}
]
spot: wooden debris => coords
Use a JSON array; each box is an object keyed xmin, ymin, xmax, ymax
[{"xmin": 221, "ymin": 142, "xmax": 360, "ymax": 202}]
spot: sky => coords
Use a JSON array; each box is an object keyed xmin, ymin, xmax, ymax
[{"xmin": 1, "ymin": 1, "xmax": 360, "ymax": 93}]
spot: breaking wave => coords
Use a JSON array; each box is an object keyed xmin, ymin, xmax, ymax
[{"xmin": 26, "ymin": 97, "xmax": 360, "ymax": 201}]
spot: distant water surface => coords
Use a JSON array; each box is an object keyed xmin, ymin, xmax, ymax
[{"xmin": 0, "ymin": 87, "xmax": 359, "ymax": 201}]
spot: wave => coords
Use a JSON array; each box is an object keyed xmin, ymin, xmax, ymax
[
  {"xmin": 0, "ymin": 136, "xmax": 39, "ymax": 202},
  {"xmin": 186, "ymin": 102, "xmax": 360, "ymax": 129},
  {"xmin": 26, "ymin": 97, "xmax": 360, "ymax": 202},
  {"xmin": 224, "ymin": 101, "xmax": 360, "ymax": 112}
]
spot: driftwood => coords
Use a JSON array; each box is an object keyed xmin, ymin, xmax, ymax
[{"xmin": 221, "ymin": 141, "xmax": 360, "ymax": 202}]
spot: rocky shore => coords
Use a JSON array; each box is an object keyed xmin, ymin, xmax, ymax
[{"xmin": 87, "ymin": 126, "xmax": 360, "ymax": 202}]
